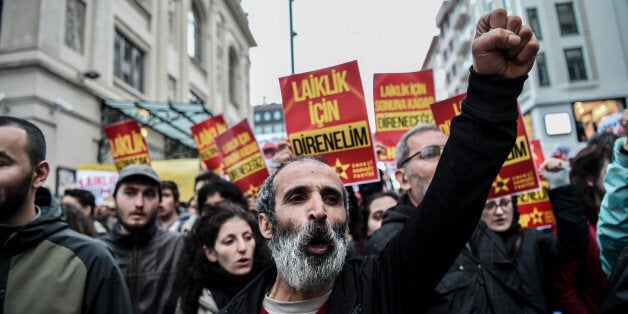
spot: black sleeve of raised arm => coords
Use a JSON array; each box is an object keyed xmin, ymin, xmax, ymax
[{"xmin": 376, "ymin": 67, "xmax": 525, "ymax": 312}]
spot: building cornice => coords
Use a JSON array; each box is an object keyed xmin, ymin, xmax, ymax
[{"xmin": 224, "ymin": 0, "xmax": 257, "ymax": 47}]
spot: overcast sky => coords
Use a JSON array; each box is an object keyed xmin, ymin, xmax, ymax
[{"xmin": 241, "ymin": 0, "xmax": 444, "ymax": 118}]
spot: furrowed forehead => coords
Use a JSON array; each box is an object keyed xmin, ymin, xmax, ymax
[{"xmin": 273, "ymin": 160, "xmax": 342, "ymax": 191}]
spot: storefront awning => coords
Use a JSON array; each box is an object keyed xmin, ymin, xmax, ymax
[{"xmin": 104, "ymin": 100, "xmax": 214, "ymax": 148}]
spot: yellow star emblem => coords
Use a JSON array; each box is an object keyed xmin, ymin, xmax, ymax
[
  {"xmin": 519, "ymin": 214, "xmax": 531, "ymax": 228},
  {"xmin": 492, "ymin": 175, "xmax": 510, "ymax": 194},
  {"xmin": 333, "ymin": 158, "xmax": 350, "ymax": 180},
  {"xmin": 247, "ymin": 184, "xmax": 260, "ymax": 198},
  {"xmin": 531, "ymin": 207, "xmax": 544, "ymax": 224}
]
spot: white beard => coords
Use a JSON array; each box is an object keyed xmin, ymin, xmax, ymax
[{"xmin": 267, "ymin": 220, "xmax": 348, "ymax": 291}]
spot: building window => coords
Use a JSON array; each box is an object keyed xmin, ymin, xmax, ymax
[
  {"xmin": 526, "ymin": 8, "xmax": 542, "ymax": 40},
  {"xmin": 187, "ymin": 3, "xmax": 201, "ymax": 60},
  {"xmin": 168, "ymin": 76, "xmax": 177, "ymax": 101},
  {"xmin": 573, "ymin": 99, "xmax": 623, "ymax": 142},
  {"xmin": 273, "ymin": 110, "xmax": 282, "ymax": 121},
  {"xmin": 273, "ymin": 124, "xmax": 285, "ymax": 133},
  {"xmin": 114, "ymin": 31, "xmax": 144, "ymax": 92},
  {"xmin": 263, "ymin": 112, "xmax": 271, "ymax": 121},
  {"xmin": 64, "ymin": 0, "xmax": 86, "ymax": 53},
  {"xmin": 556, "ymin": 2, "xmax": 578, "ymax": 35},
  {"xmin": 229, "ymin": 47, "xmax": 239, "ymax": 107},
  {"xmin": 263, "ymin": 125, "xmax": 272, "ymax": 134},
  {"xmin": 188, "ymin": 90, "xmax": 204, "ymax": 104},
  {"xmin": 564, "ymin": 48, "xmax": 587, "ymax": 81},
  {"xmin": 254, "ymin": 126, "xmax": 262, "ymax": 134},
  {"xmin": 536, "ymin": 52, "xmax": 550, "ymax": 86},
  {"xmin": 254, "ymin": 113, "xmax": 261, "ymax": 122}
]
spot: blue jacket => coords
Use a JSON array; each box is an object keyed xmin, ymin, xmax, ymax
[{"xmin": 597, "ymin": 137, "xmax": 628, "ymax": 276}]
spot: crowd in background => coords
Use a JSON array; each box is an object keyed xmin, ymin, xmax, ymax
[
  {"xmin": 2, "ymin": 8, "xmax": 627, "ymax": 313},
  {"xmin": 50, "ymin": 109, "xmax": 627, "ymax": 314}
]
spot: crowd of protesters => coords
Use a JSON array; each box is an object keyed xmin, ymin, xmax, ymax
[{"xmin": 1, "ymin": 8, "xmax": 627, "ymax": 314}]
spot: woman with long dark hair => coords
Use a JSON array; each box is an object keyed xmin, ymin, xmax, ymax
[
  {"xmin": 173, "ymin": 201, "xmax": 269, "ymax": 314},
  {"xmin": 552, "ymin": 143, "xmax": 613, "ymax": 313}
]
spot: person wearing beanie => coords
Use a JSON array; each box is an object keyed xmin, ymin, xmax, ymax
[{"xmin": 100, "ymin": 163, "xmax": 184, "ymax": 314}]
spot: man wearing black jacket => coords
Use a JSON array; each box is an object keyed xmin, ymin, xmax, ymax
[
  {"xmin": 220, "ymin": 8, "xmax": 539, "ymax": 314},
  {"xmin": 0, "ymin": 116, "xmax": 131, "ymax": 313},
  {"xmin": 100, "ymin": 164, "xmax": 183, "ymax": 314},
  {"xmin": 363, "ymin": 124, "xmax": 446, "ymax": 255}
]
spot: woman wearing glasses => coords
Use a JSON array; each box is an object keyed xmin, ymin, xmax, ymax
[{"xmin": 426, "ymin": 158, "xmax": 589, "ymax": 313}]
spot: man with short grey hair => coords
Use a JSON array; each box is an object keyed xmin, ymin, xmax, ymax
[{"xmin": 363, "ymin": 124, "xmax": 447, "ymax": 255}]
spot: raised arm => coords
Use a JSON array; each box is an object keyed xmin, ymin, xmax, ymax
[{"xmin": 377, "ymin": 8, "xmax": 539, "ymax": 312}]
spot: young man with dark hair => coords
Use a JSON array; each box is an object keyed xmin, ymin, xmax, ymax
[
  {"xmin": 158, "ymin": 180, "xmax": 190, "ymax": 232},
  {"xmin": 0, "ymin": 116, "xmax": 131, "ymax": 313},
  {"xmin": 63, "ymin": 188, "xmax": 108, "ymax": 235},
  {"xmin": 100, "ymin": 164, "xmax": 183, "ymax": 314}
]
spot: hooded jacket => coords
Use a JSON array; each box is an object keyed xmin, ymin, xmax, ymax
[
  {"xmin": 597, "ymin": 137, "xmax": 628, "ymax": 276},
  {"xmin": 220, "ymin": 68, "xmax": 524, "ymax": 313},
  {"xmin": 0, "ymin": 188, "xmax": 131, "ymax": 314},
  {"xmin": 600, "ymin": 243, "xmax": 628, "ymax": 313},
  {"xmin": 100, "ymin": 219, "xmax": 183, "ymax": 314}
]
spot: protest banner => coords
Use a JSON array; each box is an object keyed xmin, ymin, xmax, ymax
[
  {"xmin": 76, "ymin": 164, "xmax": 118, "ymax": 207},
  {"xmin": 103, "ymin": 120, "xmax": 151, "ymax": 171},
  {"xmin": 430, "ymin": 94, "xmax": 540, "ymax": 198},
  {"xmin": 516, "ymin": 139, "xmax": 555, "ymax": 229},
  {"xmin": 256, "ymin": 132, "xmax": 288, "ymax": 169},
  {"xmin": 279, "ymin": 60, "xmax": 379, "ymax": 185},
  {"xmin": 152, "ymin": 159, "xmax": 201, "ymax": 202},
  {"xmin": 373, "ymin": 70, "xmax": 435, "ymax": 162},
  {"xmin": 430, "ymin": 93, "xmax": 466, "ymax": 136},
  {"xmin": 215, "ymin": 120, "xmax": 269, "ymax": 197},
  {"xmin": 529, "ymin": 139, "xmax": 545, "ymax": 171},
  {"xmin": 191, "ymin": 114, "xmax": 228, "ymax": 172},
  {"xmin": 516, "ymin": 180, "xmax": 556, "ymax": 229}
]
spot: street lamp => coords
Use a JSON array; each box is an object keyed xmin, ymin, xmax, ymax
[{"xmin": 289, "ymin": 0, "xmax": 297, "ymax": 74}]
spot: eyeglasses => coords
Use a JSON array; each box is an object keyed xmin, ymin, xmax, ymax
[
  {"xmin": 399, "ymin": 145, "xmax": 445, "ymax": 167},
  {"xmin": 483, "ymin": 198, "xmax": 513, "ymax": 212}
]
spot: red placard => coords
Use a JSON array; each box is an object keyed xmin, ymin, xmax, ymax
[
  {"xmin": 191, "ymin": 114, "xmax": 228, "ymax": 172},
  {"xmin": 279, "ymin": 60, "xmax": 379, "ymax": 185},
  {"xmin": 103, "ymin": 120, "xmax": 151, "ymax": 171},
  {"xmin": 516, "ymin": 180, "xmax": 556, "ymax": 229},
  {"xmin": 429, "ymin": 93, "xmax": 466, "ymax": 136},
  {"xmin": 215, "ymin": 120, "xmax": 269, "ymax": 197},
  {"xmin": 430, "ymin": 95, "xmax": 540, "ymax": 198},
  {"xmin": 529, "ymin": 139, "xmax": 545, "ymax": 172},
  {"xmin": 373, "ymin": 70, "xmax": 435, "ymax": 162}
]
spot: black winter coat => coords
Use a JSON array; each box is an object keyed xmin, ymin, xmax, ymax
[
  {"xmin": 220, "ymin": 69, "xmax": 525, "ymax": 313},
  {"xmin": 100, "ymin": 221, "xmax": 183, "ymax": 314},
  {"xmin": 426, "ymin": 185, "xmax": 589, "ymax": 313},
  {"xmin": 601, "ymin": 244, "xmax": 628, "ymax": 313},
  {"xmin": 362, "ymin": 193, "xmax": 414, "ymax": 256}
]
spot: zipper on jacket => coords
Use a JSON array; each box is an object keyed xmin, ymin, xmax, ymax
[{"xmin": 131, "ymin": 241, "xmax": 139, "ymax": 313}]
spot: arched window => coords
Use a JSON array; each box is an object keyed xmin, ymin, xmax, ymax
[
  {"xmin": 229, "ymin": 47, "xmax": 239, "ymax": 105},
  {"xmin": 187, "ymin": 3, "xmax": 201, "ymax": 60}
]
